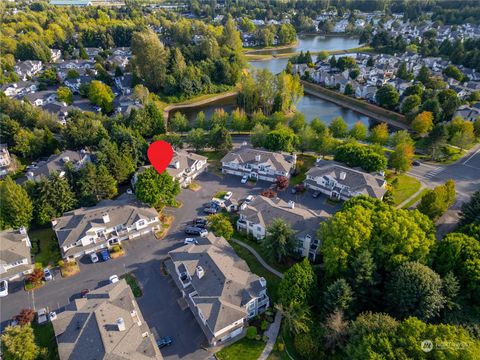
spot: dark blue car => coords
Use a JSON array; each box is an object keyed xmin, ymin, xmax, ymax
[
  {"xmin": 100, "ymin": 249, "xmax": 110, "ymax": 261},
  {"xmin": 156, "ymin": 336, "xmax": 173, "ymax": 348}
]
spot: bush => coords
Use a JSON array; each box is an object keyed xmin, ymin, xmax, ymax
[
  {"xmin": 58, "ymin": 260, "xmax": 65, "ymax": 267},
  {"xmin": 262, "ymin": 335, "xmax": 268, "ymax": 342},
  {"xmin": 31, "ymin": 238, "xmax": 40, "ymax": 255},
  {"xmin": 334, "ymin": 142, "xmax": 388, "ymax": 172},
  {"xmin": 112, "ymin": 245, "xmax": 122, "ymax": 253},
  {"xmin": 246, "ymin": 326, "xmax": 257, "ymax": 340},
  {"xmin": 277, "ymin": 342, "xmax": 285, "ymax": 352},
  {"xmin": 261, "ymin": 320, "xmax": 268, "ymax": 331},
  {"xmin": 261, "ymin": 188, "xmax": 277, "ymax": 198},
  {"xmin": 255, "ymin": 334, "xmax": 262, "ymax": 341}
]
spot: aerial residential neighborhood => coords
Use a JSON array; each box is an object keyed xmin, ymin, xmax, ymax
[{"xmin": 1, "ymin": 1, "xmax": 480, "ymax": 360}]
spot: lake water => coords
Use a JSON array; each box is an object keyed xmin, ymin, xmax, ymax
[
  {"xmin": 251, "ymin": 34, "xmax": 360, "ymax": 55},
  {"xmin": 170, "ymin": 35, "xmax": 380, "ymax": 129}
]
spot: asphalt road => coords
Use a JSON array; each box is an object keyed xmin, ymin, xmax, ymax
[{"xmin": 408, "ymin": 144, "xmax": 480, "ymax": 207}]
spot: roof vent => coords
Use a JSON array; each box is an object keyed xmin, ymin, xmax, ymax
[
  {"xmin": 173, "ymin": 160, "xmax": 180, "ymax": 169},
  {"xmin": 102, "ymin": 213, "xmax": 110, "ymax": 223},
  {"xmin": 116, "ymin": 317, "xmax": 126, "ymax": 331},
  {"xmin": 339, "ymin": 171, "xmax": 347, "ymax": 180},
  {"xmin": 62, "ymin": 156, "xmax": 70, "ymax": 163},
  {"xmin": 255, "ymin": 154, "xmax": 261, "ymax": 162},
  {"xmin": 196, "ymin": 266, "xmax": 205, "ymax": 279},
  {"xmin": 288, "ymin": 200, "xmax": 295, "ymax": 209},
  {"xmin": 19, "ymin": 226, "xmax": 27, "ymax": 235}
]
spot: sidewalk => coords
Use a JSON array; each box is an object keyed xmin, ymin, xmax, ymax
[{"xmin": 231, "ymin": 239, "xmax": 284, "ymax": 279}]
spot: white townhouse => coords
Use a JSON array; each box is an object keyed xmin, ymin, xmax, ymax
[
  {"xmin": 221, "ymin": 147, "xmax": 296, "ymax": 183},
  {"xmin": 304, "ymin": 160, "xmax": 387, "ymax": 201},
  {"xmin": 0, "ymin": 228, "xmax": 34, "ymax": 281},
  {"xmin": 166, "ymin": 234, "xmax": 269, "ymax": 346},
  {"xmin": 52, "ymin": 194, "xmax": 161, "ymax": 260}
]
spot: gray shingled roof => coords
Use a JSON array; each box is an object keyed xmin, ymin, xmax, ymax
[
  {"xmin": 305, "ymin": 160, "xmax": 386, "ymax": 199},
  {"xmin": 221, "ymin": 147, "xmax": 295, "ymax": 174},
  {"xmin": 0, "ymin": 229, "xmax": 31, "ymax": 266},
  {"xmin": 53, "ymin": 279, "xmax": 162, "ymax": 360},
  {"xmin": 239, "ymin": 196, "xmax": 320, "ymax": 239},
  {"xmin": 168, "ymin": 234, "xmax": 265, "ymax": 334},
  {"xmin": 29, "ymin": 150, "xmax": 87, "ymax": 179},
  {"xmin": 53, "ymin": 195, "xmax": 159, "ymax": 248},
  {"xmin": 167, "ymin": 150, "xmax": 207, "ymax": 178}
]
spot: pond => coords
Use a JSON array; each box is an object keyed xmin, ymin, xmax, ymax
[
  {"xmin": 250, "ymin": 34, "xmax": 360, "ymax": 55},
  {"xmin": 170, "ymin": 35, "xmax": 381, "ymax": 129}
]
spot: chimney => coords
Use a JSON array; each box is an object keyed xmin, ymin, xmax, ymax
[
  {"xmin": 288, "ymin": 200, "xmax": 295, "ymax": 209},
  {"xmin": 255, "ymin": 154, "xmax": 261, "ymax": 162},
  {"xmin": 116, "ymin": 317, "xmax": 126, "ymax": 331},
  {"xmin": 62, "ymin": 156, "xmax": 70, "ymax": 163},
  {"xmin": 102, "ymin": 213, "xmax": 110, "ymax": 223},
  {"xmin": 19, "ymin": 226, "xmax": 27, "ymax": 235},
  {"xmin": 174, "ymin": 160, "xmax": 180, "ymax": 169},
  {"xmin": 339, "ymin": 172, "xmax": 347, "ymax": 180},
  {"xmin": 195, "ymin": 266, "xmax": 205, "ymax": 279}
]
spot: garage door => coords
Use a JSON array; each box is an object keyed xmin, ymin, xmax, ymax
[{"xmin": 229, "ymin": 327, "xmax": 243, "ymax": 339}]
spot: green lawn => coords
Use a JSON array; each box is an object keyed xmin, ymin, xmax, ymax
[
  {"xmin": 216, "ymin": 338, "xmax": 266, "ymax": 360},
  {"xmin": 121, "ymin": 273, "xmax": 143, "ymax": 298},
  {"xmin": 198, "ymin": 150, "xmax": 225, "ymax": 176},
  {"xmin": 402, "ymin": 188, "xmax": 429, "ymax": 209},
  {"xmin": 32, "ymin": 322, "xmax": 59, "ymax": 360},
  {"xmin": 290, "ymin": 154, "xmax": 316, "ymax": 186},
  {"xmin": 231, "ymin": 242, "xmax": 281, "ymax": 304},
  {"xmin": 386, "ymin": 173, "xmax": 421, "ymax": 206},
  {"xmin": 267, "ymin": 327, "xmax": 300, "ymax": 360},
  {"xmin": 29, "ymin": 228, "xmax": 62, "ymax": 268}
]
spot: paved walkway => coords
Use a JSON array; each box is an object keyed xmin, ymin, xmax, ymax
[
  {"xmin": 396, "ymin": 183, "xmax": 427, "ymax": 209},
  {"xmin": 231, "ymin": 239, "xmax": 284, "ymax": 279},
  {"xmin": 258, "ymin": 311, "xmax": 283, "ymax": 360},
  {"xmin": 231, "ymin": 238, "xmax": 286, "ymax": 360}
]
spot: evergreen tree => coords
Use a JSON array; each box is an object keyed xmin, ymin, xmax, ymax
[{"xmin": 0, "ymin": 177, "xmax": 33, "ymax": 229}]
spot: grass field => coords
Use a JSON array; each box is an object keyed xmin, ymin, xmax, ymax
[
  {"xmin": 32, "ymin": 322, "xmax": 59, "ymax": 360},
  {"xmin": 231, "ymin": 242, "xmax": 281, "ymax": 304},
  {"xmin": 29, "ymin": 228, "xmax": 61, "ymax": 268},
  {"xmin": 290, "ymin": 154, "xmax": 316, "ymax": 186},
  {"xmin": 402, "ymin": 188, "xmax": 429, "ymax": 209},
  {"xmin": 216, "ymin": 338, "xmax": 266, "ymax": 360},
  {"xmin": 387, "ymin": 173, "xmax": 422, "ymax": 206}
]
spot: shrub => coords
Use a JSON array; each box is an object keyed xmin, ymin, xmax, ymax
[
  {"xmin": 112, "ymin": 245, "xmax": 122, "ymax": 253},
  {"xmin": 58, "ymin": 260, "xmax": 65, "ymax": 267},
  {"xmin": 246, "ymin": 326, "xmax": 257, "ymax": 340},
  {"xmin": 26, "ymin": 268, "xmax": 44, "ymax": 285},
  {"xmin": 255, "ymin": 334, "xmax": 262, "ymax": 341},
  {"xmin": 261, "ymin": 320, "xmax": 268, "ymax": 331},
  {"xmin": 15, "ymin": 308, "xmax": 35, "ymax": 325},
  {"xmin": 261, "ymin": 188, "xmax": 277, "ymax": 198},
  {"xmin": 277, "ymin": 342, "xmax": 285, "ymax": 352},
  {"xmin": 262, "ymin": 335, "xmax": 268, "ymax": 342}
]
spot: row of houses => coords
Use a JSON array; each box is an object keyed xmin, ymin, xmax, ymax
[{"xmin": 294, "ymin": 52, "xmax": 480, "ymax": 120}]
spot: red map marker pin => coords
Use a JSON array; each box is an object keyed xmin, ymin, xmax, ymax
[{"xmin": 147, "ymin": 140, "xmax": 174, "ymax": 174}]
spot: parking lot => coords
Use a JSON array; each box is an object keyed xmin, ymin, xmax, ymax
[{"xmin": 0, "ymin": 169, "xmax": 340, "ymax": 360}]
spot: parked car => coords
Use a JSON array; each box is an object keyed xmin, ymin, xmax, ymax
[
  {"xmin": 90, "ymin": 252, "xmax": 99, "ymax": 263},
  {"xmin": 193, "ymin": 218, "xmax": 207, "ymax": 228},
  {"xmin": 224, "ymin": 191, "xmax": 233, "ymax": 200},
  {"xmin": 99, "ymin": 249, "xmax": 110, "ymax": 261},
  {"xmin": 44, "ymin": 268, "xmax": 53, "ymax": 281},
  {"xmin": 245, "ymin": 195, "xmax": 254, "ymax": 204},
  {"xmin": 0, "ymin": 280, "xmax": 8, "ymax": 297},
  {"xmin": 37, "ymin": 308, "xmax": 48, "ymax": 324},
  {"xmin": 412, "ymin": 160, "xmax": 421, "ymax": 166},
  {"xmin": 109, "ymin": 275, "xmax": 119, "ymax": 283},
  {"xmin": 184, "ymin": 238, "xmax": 198, "ymax": 245},
  {"xmin": 80, "ymin": 289, "xmax": 90, "ymax": 298},
  {"xmin": 312, "ymin": 191, "xmax": 320, "ymax": 198},
  {"xmin": 156, "ymin": 336, "xmax": 173, "ymax": 349},
  {"xmin": 203, "ymin": 207, "xmax": 218, "ymax": 214},
  {"xmin": 241, "ymin": 175, "xmax": 248, "ymax": 184},
  {"xmin": 185, "ymin": 227, "xmax": 208, "ymax": 237}
]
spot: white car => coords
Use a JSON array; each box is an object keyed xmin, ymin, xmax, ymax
[
  {"xmin": 109, "ymin": 275, "xmax": 119, "ymax": 283},
  {"xmin": 245, "ymin": 195, "xmax": 254, "ymax": 204},
  {"xmin": 199, "ymin": 229, "xmax": 208, "ymax": 237},
  {"xmin": 37, "ymin": 308, "xmax": 48, "ymax": 324},
  {"xmin": 224, "ymin": 191, "xmax": 233, "ymax": 200},
  {"xmin": 241, "ymin": 175, "xmax": 248, "ymax": 184},
  {"xmin": 184, "ymin": 238, "xmax": 198, "ymax": 245},
  {"xmin": 0, "ymin": 280, "xmax": 8, "ymax": 297},
  {"xmin": 90, "ymin": 252, "xmax": 99, "ymax": 263}
]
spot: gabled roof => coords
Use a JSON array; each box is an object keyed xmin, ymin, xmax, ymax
[
  {"xmin": 53, "ymin": 279, "xmax": 162, "ymax": 360},
  {"xmin": 305, "ymin": 160, "xmax": 386, "ymax": 199},
  {"xmin": 168, "ymin": 234, "xmax": 265, "ymax": 333},
  {"xmin": 53, "ymin": 195, "xmax": 159, "ymax": 248},
  {"xmin": 167, "ymin": 150, "xmax": 207, "ymax": 178},
  {"xmin": 221, "ymin": 147, "xmax": 295, "ymax": 174},
  {"xmin": 0, "ymin": 229, "xmax": 31, "ymax": 265},
  {"xmin": 29, "ymin": 150, "xmax": 87, "ymax": 179}
]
